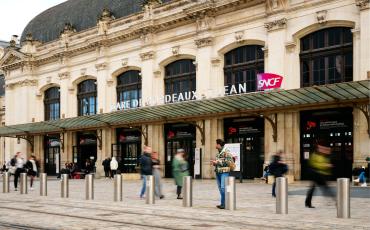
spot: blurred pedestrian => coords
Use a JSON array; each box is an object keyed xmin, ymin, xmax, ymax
[
  {"xmin": 12, "ymin": 152, "xmax": 25, "ymax": 191},
  {"xmin": 110, "ymin": 157, "xmax": 118, "ymax": 178},
  {"xmin": 25, "ymin": 155, "xmax": 38, "ymax": 190},
  {"xmin": 172, "ymin": 149, "xmax": 189, "ymax": 199},
  {"xmin": 85, "ymin": 159, "xmax": 94, "ymax": 174},
  {"xmin": 211, "ymin": 139, "xmax": 234, "ymax": 209},
  {"xmin": 305, "ymin": 140, "xmax": 335, "ymax": 208},
  {"xmin": 139, "ymin": 146, "xmax": 153, "ymax": 199},
  {"xmin": 152, "ymin": 151, "xmax": 164, "ymax": 199},
  {"xmin": 354, "ymin": 166, "xmax": 367, "ymax": 187},
  {"xmin": 269, "ymin": 151, "xmax": 288, "ymax": 197}
]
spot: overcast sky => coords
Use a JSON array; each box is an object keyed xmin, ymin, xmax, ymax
[{"xmin": 0, "ymin": 0, "xmax": 67, "ymax": 41}]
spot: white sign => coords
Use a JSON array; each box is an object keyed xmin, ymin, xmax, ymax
[
  {"xmin": 56, "ymin": 153, "xmax": 60, "ymax": 174},
  {"xmin": 224, "ymin": 143, "xmax": 241, "ymax": 172},
  {"xmin": 194, "ymin": 148, "xmax": 201, "ymax": 176}
]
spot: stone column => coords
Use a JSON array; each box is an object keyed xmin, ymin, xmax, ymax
[
  {"xmin": 357, "ymin": 1, "xmax": 370, "ymax": 80},
  {"xmin": 195, "ymin": 37, "xmax": 213, "ymax": 98},
  {"xmin": 140, "ymin": 51, "xmax": 155, "ymax": 104}
]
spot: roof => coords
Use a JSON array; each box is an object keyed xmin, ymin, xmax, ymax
[
  {"xmin": 21, "ymin": 0, "xmax": 172, "ymax": 43},
  {"xmin": 0, "ymin": 80, "xmax": 369, "ymax": 136}
]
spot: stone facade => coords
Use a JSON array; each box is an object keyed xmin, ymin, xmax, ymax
[{"xmin": 0, "ymin": 0, "xmax": 369, "ymax": 179}]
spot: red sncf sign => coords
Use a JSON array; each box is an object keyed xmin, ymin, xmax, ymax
[{"xmin": 257, "ymin": 73, "xmax": 283, "ymax": 90}]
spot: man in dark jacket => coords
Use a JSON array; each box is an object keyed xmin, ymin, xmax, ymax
[
  {"xmin": 269, "ymin": 151, "xmax": 288, "ymax": 197},
  {"xmin": 139, "ymin": 146, "xmax": 152, "ymax": 198},
  {"xmin": 102, "ymin": 158, "xmax": 111, "ymax": 178}
]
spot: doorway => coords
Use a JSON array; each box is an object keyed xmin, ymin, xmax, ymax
[
  {"xmin": 44, "ymin": 136, "xmax": 61, "ymax": 175},
  {"xmin": 113, "ymin": 128, "xmax": 141, "ymax": 173},
  {"xmin": 165, "ymin": 123, "xmax": 196, "ymax": 178},
  {"xmin": 73, "ymin": 132, "xmax": 97, "ymax": 171},
  {"xmin": 224, "ymin": 117, "xmax": 264, "ymax": 179}
]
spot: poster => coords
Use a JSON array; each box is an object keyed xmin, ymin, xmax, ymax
[
  {"xmin": 194, "ymin": 148, "xmax": 201, "ymax": 177},
  {"xmin": 56, "ymin": 153, "xmax": 60, "ymax": 174},
  {"xmin": 224, "ymin": 143, "xmax": 241, "ymax": 172}
]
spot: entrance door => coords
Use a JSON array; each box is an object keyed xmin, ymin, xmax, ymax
[
  {"xmin": 75, "ymin": 132, "xmax": 98, "ymax": 171},
  {"xmin": 115, "ymin": 128, "xmax": 141, "ymax": 173},
  {"xmin": 165, "ymin": 124, "xmax": 196, "ymax": 178},
  {"xmin": 300, "ymin": 108, "xmax": 353, "ymax": 180},
  {"xmin": 224, "ymin": 117, "xmax": 264, "ymax": 179},
  {"xmin": 44, "ymin": 147, "xmax": 60, "ymax": 175}
]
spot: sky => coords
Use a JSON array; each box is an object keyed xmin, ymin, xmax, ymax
[{"xmin": 0, "ymin": 0, "xmax": 67, "ymax": 42}]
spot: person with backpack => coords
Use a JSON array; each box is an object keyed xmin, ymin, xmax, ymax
[
  {"xmin": 211, "ymin": 139, "xmax": 235, "ymax": 209},
  {"xmin": 12, "ymin": 152, "xmax": 25, "ymax": 191},
  {"xmin": 269, "ymin": 151, "xmax": 288, "ymax": 197}
]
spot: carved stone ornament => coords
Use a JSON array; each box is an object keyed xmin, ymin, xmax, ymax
[
  {"xmin": 211, "ymin": 58, "xmax": 221, "ymax": 67},
  {"xmin": 264, "ymin": 18, "xmax": 287, "ymax": 32},
  {"xmin": 172, "ymin": 46, "xmax": 180, "ymax": 56},
  {"xmin": 316, "ymin": 10, "xmax": 327, "ymax": 24},
  {"xmin": 6, "ymin": 79, "xmax": 38, "ymax": 89},
  {"xmin": 285, "ymin": 42, "xmax": 296, "ymax": 53},
  {"xmin": 195, "ymin": 37, "xmax": 213, "ymax": 48},
  {"xmin": 121, "ymin": 58, "xmax": 128, "ymax": 67},
  {"xmin": 95, "ymin": 62, "xmax": 108, "ymax": 71},
  {"xmin": 80, "ymin": 68, "xmax": 87, "ymax": 76},
  {"xmin": 106, "ymin": 78, "xmax": 114, "ymax": 86},
  {"xmin": 153, "ymin": 70, "xmax": 161, "ymax": 78},
  {"xmin": 235, "ymin": 31, "xmax": 244, "ymax": 43},
  {"xmin": 356, "ymin": 0, "xmax": 370, "ymax": 10},
  {"xmin": 46, "ymin": 76, "xmax": 52, "ymax": 83},
  {"xmin": 99, "ymin": 8, "xmax": 115, "ymax": 21},
  {"xmin": 140, "ymin": 51, "xmax": 155, "ymax": 61},
  {"xmin": 60, "ymin": 22, "xmax": 76, "ymax": 35},
  {"xmin": 196, "ymin": 16, "xmax": 215, "ymax": 32},
  {"xmin": 266, "ymin": 0, "xmax": 288, "ymax": 13},
  {"xmin": 58, "ymin": 72, "xmax": 70, "ymax": 80}
]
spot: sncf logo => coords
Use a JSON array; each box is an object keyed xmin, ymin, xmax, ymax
[{"xmin": 257, "ymin": 73, "xmax": 283, "ymax": 90}]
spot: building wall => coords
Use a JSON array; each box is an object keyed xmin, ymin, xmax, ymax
[{"xmin": 1, "ymin": 0, "xmax": 369, "ymax": 178}]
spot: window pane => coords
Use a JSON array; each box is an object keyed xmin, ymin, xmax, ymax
[
  {"xmin": 328, "ymin": 28, "xmax": 341, "ymax": 46},
  {"xmin": 313, "ymin": 30, "xmax": 325, "ymax": 49},
  {"xmin": 313, "ymin": 58, "xmax": 325, "ymax": 85}
]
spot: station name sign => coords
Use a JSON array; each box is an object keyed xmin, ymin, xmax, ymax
[{"xmin": 111, "ymin": 73, "xmax": 283, "ymax": 111}]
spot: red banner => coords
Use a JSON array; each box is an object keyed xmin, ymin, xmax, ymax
[{"xmin": 257, "ymin": 73, "xmax": 283, "ymax": 90}]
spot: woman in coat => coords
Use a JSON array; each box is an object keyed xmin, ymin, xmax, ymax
[
  {"xmin": 110, "ymin": 157, "xmax": 118, "ymax": 178},
  {"xmin": 172, "ymin": 149, "xmax": 189, "ymax": 199}
]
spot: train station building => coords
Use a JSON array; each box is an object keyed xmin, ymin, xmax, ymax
[{"xmin": 0, "ymin": 0, "xmax": 369, "ymax": 180}]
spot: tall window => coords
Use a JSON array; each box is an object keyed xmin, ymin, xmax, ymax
[
  {"xmin": 300, "ymin": 27, "xmax": 353, "ymax": 87},
  {"xmin": 165, "ymin": 59, "xmax": 196, "ymax": 103},
  {"xmin": 44, "ymin": 87, "xmax": 60, "ymax": 120},
  {"xmin": 224, "ymin": 45, "xmax": 264, "ymax": 94},
  {"xmin": 78, "ymin": 80, "xmax": 97, "ymax": 116},
  {"xmin": 117, "ymin": 70, "xmax": 141, "ymax": 109}
]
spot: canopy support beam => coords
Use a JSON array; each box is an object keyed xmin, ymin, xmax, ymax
[
  {"xmin": 263, "ymin": 113, "xmax": 278, "ymax": 142},
  {"xmin": 354, "ymin": 103, "xmax": 370, "ymax": 137}
]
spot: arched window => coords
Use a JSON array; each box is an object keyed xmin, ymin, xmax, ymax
[
  {"xmin": 165, "ymin": 59, "xmax": 196, "ymax": 103},
  {"xmin": 44, "ymin": 87, "xmax": 60, "ymax": 120},
  {"xmin": 224, "ymin": 45, "xmax": 264, "ymax": 94},
  {"xmin": 300, "ymin": 27, "xmax": 353, "ymax": 87},
  {"xmin": 117, "ymin": 70, "xmax": 141, "ymax": 109},
  {"xmin": 78, "ymin": 80, "xmax": 97, "ymax": 116}
]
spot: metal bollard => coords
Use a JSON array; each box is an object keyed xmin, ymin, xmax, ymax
[
  {"xmin": 61, "ymin": 174, "xmax": 69, "ymax": 198},
  {"xmin": 337, "ymin": 178, "xmax": 350, "ymax": 218},
  {"xmin": 145, "ymin": 175, "xmax": 155, "ymax": 204},
  {"xmin": 85, "ymin": 174, "xmax": 94, "ymax": 200},
  {"xmin": 183, "ymin": 176, "xmax": 193, "ymax": 207},
  {"xmin": 114, "ymin": 174, "xmax": 123, "ymax": 202},
  {"xmin": 225, "ymin": 176, "xmax": 236, "ymax": 210},
  {"xmin": 40, "ymin": 173, "xmax": 47, "ymax": 196},
  {"xmin": 3, "ymin": 172, "xmax": 9, "ymax": 193},
  {"xmin": 276, "ymin": 177, "xmax": 288, "ymax": 214},
  {"xmin": 20, "ymin": 173, "xmax": 27, "ymax": 194}
]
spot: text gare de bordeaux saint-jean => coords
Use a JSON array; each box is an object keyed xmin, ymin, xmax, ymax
[{"xmin": 111, "ymin": 73, "xmax": 283, "ymax": 111}]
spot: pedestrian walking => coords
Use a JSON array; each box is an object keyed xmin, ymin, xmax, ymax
[
  {"xmin": 25, "ymin": 155, "xmax": 38, "ymax": 190},
  {"xmin": 152, "ymin": 151, "xmax": 164, "ymax": 199},
  {"xmin": 102, "ymin": 157, "xmax": 111, "ymax": 178},
  {"xmin": 269, "ymin": 151, "xmax": 288, "ymax": 197},
  {"xmin": 85, "ymin": 159, "xmax": 94, "ymax": 175},
  {"xmin": 305, "ymin": 140, "xmax": 335, "ymax": 208},
  {"xmin": 172, "ymin": 149, "xmax": 189, "ymax": 199},
  {"xmin": 12, "ymin": 152, "xmax": 25, "ymax": 191},
  {"xmin": 139, "ymin": 146, "xmax": 153, "ymax": 198},
  {"xmin": 110, "ymin": 157, "xmax": 118, "ymax": 178},
  {"xmin": 211, "ymin": 139, "xmax": 234, "ymax": 209}
]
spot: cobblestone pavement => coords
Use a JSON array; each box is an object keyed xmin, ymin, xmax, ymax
[{"xmin": 0, "ymin": 177, "xmax": 369, "ymax": 230}]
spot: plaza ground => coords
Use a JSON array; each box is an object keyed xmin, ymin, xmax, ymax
[{"xmin": 0, "ymin": 177, "xmax": 369, "ymax": 230}]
